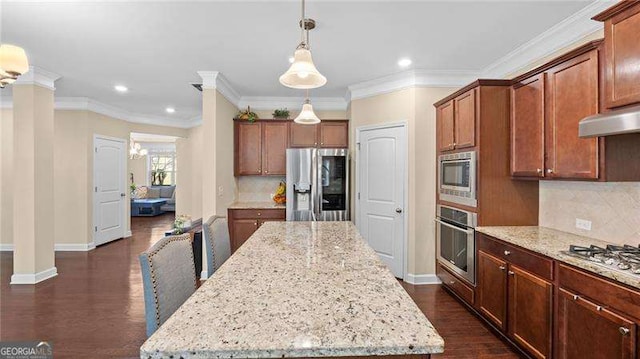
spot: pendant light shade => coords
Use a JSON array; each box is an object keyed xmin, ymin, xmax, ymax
[
  {"xmin": 294, "ymin": 99, "xmax": 321, "ymax": 124},
  {"xmin": 279, "ymin": 47, "xmax": 327, "ymax": 89},
  {"xmin": 0, "ymin": 44, "xmax": 29, "ymax": 78}
]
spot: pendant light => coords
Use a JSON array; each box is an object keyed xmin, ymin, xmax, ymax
[
  {"xmin": 294, "ymin": 91, "xmax": 321, "ymax": 125},
  {"xmin": 0, "ymin": 44, "xmax": 29, "ymax": 88},
  {"xmin": 279, "ymin": 0, "xmax": 326, "ymax": 89}
]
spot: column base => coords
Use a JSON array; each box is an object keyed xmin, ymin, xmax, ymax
[{"xmin": 10, "ymin": 266, "xmax": 58, "ymax": 285}]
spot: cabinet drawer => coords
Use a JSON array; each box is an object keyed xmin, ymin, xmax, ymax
[
  {"xmin": 477, "ymin": 234, "xmax": 553, "ymax": 281},
  {"xmin": 437, "ymin": 262, "xmax": 475, "ymax": 305},
  {"xmin": 558, "ymin": 263, "xmax": 640, "ymax": 320},
  {"xmin": 229, "ymin": 208, "xmax": 285, "ymax": 220}
]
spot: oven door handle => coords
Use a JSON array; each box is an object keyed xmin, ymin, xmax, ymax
[{"xmin": 434, "ymin": 218, "xmax": 474, "ymax": 235}]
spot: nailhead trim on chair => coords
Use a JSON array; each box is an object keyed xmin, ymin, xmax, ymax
[{"xmin": 146, "ymin": 233, "xmax": 196, "ymax": 328}]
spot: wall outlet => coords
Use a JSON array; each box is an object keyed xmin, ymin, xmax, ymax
[
  {"xmin": 575, "ymin": 218, "xmax": 592, "ymax": 231},
  {"xmin": 217, "ymin": 186, "xmax": 224, "ymax": 197}
]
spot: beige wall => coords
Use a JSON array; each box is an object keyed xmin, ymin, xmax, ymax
[
  {"xmin": 129, "ymin": 155, "xmax": 147, "ymax": 187},
  {"xmin": 176, "ymin": 125, "xmax": 203, "ymax": 221},
  {"xmin": 215, "ymin": 92, "xmax": 238, "ymax": 215},
  {"xmin": 1, "ymin": 109, "xmax": 13, "ymax": 246},
  {"xmin": 349, "ymin": 87, "xmax": 456, "ymax": 276}
]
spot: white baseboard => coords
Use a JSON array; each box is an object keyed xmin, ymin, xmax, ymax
[
  {"xmin": 404, "ymin": 273, "xmax": 441, "ymax": 285},
  {"xmin": 1, "ymin": 243, "xmax": 95, "ymax": 252},
  {"xmin": 124, "ymin": 230, "xmax": 132, "ymax": 238},
  {"xmin": 200, "ymin": 270, "xmax": 208, "ymax": 281},
  {"xmin": 11, "ymin": 266, "xmax": 58, "ymax": 285},
  {"xmin": 0, "ymin": 243, "xmax": 14, "ymax": 251}
]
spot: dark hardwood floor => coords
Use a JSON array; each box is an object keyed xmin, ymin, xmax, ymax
[{"xmin": 1, "ymin": 214, "xmax": 521, "ymax": 358}]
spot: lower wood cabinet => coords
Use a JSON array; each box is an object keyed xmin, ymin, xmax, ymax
[
  {"xmin": 557, "ymin": 288, "xmax": 637, "ymax": 359},
  {"xmin": 227, "ymin": 208, "xmax": 285, "ymax": 253},
  {"xmin": 478, "ymin": 250, "xmax": 508, "ymax": 331},
  {"xmin": 436, "ymin": 262, "xmax": 475, "ymax": 305}
]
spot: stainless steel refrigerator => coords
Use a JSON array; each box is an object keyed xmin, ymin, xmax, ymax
[{"xmin": 286, "ymin": 148, "xmax": 349, "ymax": 221}]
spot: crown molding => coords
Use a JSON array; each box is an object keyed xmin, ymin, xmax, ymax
[
  {"xmin": 13, "ymin": 66, "xmax": 61, "ymax": 91},
  {"xmin": 197, "ymin": 70, "xmax": 241, "ymax": 107},
  {"xmin": 481, "ymin": 0, "xmax": 611, "ymax": 78},
  {"xmin": 348, "ymin": 69, "xmax": 478, "ymax": 101},
  {"xmin": 238, "ymin": 96, "xmax": 348, "ymax": 111}
]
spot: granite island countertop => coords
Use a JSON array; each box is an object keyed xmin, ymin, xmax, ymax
[
  {"xmin": 476, "ymin": 226, "xmax": 640, "ymax": 290},
  {"xmin": 228, "ymin": 201, "xmax": 286, "ymax": 210},
  {"xmin": 140, "ymin": 221, "xmax": 444, "ymax": 359}
]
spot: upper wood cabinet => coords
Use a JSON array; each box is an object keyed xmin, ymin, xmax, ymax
[
  {"xmin": 436, "ymin": 89, "xmax": 476, "ymax": 152},
  {"xmin": 511, "ymin": 74, "xmax": 545, "ymax": 178},
  {"xmin": 594, "ymin": 1, "xmax": 640, "ymax": 109},
  {"xmin": 234, "ymin": 120, "xmax": 288, "ymax": 176},
  {"xmin": 235, "ymin": 122, "xmax": 263, "ymax": 176},
  {"xmin": 511, "ymin": 43, "xmax": 601, "ymax": 180},
  {"xmin": 289, "ymin": 120, "xmax": 349, "ymax": 149}
]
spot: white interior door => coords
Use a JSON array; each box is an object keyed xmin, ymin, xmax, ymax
[
  {"xmin": 94, "ymin": 136, "xmax": 126, "ymax": 246},
  {"xmin": 357, "ymin": 124, "xmax": 406, "ymax": 278}
]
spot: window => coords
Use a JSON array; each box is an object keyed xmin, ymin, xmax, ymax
[{"xmin": 148, "ymin": 153, "xmax": 177, "ymax": 186}]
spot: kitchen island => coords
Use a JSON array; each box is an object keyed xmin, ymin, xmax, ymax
[{"xmin": 140, "ymin": 221, "xmax": 444, "ymax": 359}]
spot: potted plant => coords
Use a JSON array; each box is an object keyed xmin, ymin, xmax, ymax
[
  {"xmin": 272, "ymin": 108, "xmax": 290, "ymax": 119},
  {"xmin": 235, "ymin": 106, "xmax": 259, "ymax": 123}
]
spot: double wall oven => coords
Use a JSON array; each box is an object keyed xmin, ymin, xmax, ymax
[{"xmin": 436, "ymin": 204, "xmax": 477, "ymax": 284}]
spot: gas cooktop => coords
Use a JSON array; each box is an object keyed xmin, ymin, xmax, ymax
[{"xmin": 562, "ymin": 244, "xmax": 640, "ymax": 276}]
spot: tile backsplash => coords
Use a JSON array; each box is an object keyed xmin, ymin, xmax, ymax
[
  {"xmin": 539, "ymin": 181, "xmax": 640, "ymax": 245},
  {"xmin": 236, "ymin": 176, "xmax": 286, "ymax": 202}
]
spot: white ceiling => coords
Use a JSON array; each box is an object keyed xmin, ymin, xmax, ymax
[{"xmin": 1, "ymin": 1, "xmax": 603, "ymax": 125}]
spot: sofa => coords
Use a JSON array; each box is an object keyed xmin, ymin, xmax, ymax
[{"xmin": 145, "ymin": 185, "xmax": 176, "ymax": 212}]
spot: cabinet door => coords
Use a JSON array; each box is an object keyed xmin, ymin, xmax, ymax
[
  {"xmin": 437, "ymin": 100, "xmax": 455, "ymax": 152},
  {"xmin": 511, "ymin": 74, "xmax": 545, "ymax": 178},
  {"xmin": 478, "ymin": 250, "xmax": 508, "ymax": 331},
  {"xmin": 507, "ymin": 265, "xmax": 553, "ymax": 359},
  {"xmin": 235, "ymin": 122, "xmax": 263, "ymax": 176},
  {"xmin": 603, "ymin": 3, "xmax": 640, "ymax": 108},
  {"xmin": 289, "ymin": 123, "xmax": 318, "ymax": 148},
  {"xmin": 454, "ymin": 89, "xmax": 476, "ymax": 149},
  {"xmin": 557, "ymin": 288, "xmax": 637, "ymax": 359},
  {"xmin": 546, "ymin": 49, "xmax": 599, "ymax": 179},
  {"xmin": 319, "ymin": 121, "xmax": 348, "ymax": 148},
  {"xmin": 262, "ymin": 122, "xmax": 288, "ymax": 175},
  {"xmin": 230, "ymin": 219, "xmax": 259, "ymax": 253}
]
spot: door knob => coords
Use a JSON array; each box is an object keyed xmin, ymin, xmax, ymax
[{"xmin": 395, "ymin": 208, "xmax": 403, "ymax": 213}]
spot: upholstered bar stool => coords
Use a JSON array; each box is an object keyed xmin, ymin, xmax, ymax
[{"xmin": 202, "ymin": 216, "xmax": 231, "ymax": 278}]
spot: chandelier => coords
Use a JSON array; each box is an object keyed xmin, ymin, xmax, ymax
[
  {"xmin": 129, "ymin": 141, "xmax": 148, "ymax": 159},
  {"xmin": 279, "ymin": 0, "xmax": 326, "ymax": 89},
  {"xmin": 294, "ymin": 91, "xmax": 320, "ymax": 124},
  {"xmin": 0, "ymin": 44, "xmax": 29, "ymax": 88}
]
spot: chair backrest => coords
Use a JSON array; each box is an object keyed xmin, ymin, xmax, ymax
[
  {"xmin": 202, "ymin": 215, "xmax": 231, "ymax": 278},
  {"xmin": 139, "ymin": 233, "xmax": 196, "ymax": 337}
]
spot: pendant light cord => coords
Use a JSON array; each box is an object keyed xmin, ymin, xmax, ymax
[{"xmin": 300, "ymin": 0, "xmax": 306, "ymax": 47}]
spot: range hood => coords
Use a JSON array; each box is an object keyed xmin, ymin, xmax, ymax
[{"xmin": 579, "ymin": 104, "xmax": 640, "ymax": 138}]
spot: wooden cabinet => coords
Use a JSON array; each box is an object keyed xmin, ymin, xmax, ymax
[
  {"xmin": 511, "ymin": 43, "xmax": 601, "ymax": 180},
  {"xmin": 320, "ymin": 122, "xmax": 349, "ymax": 148},
  {"xmin": 508, "ymin": 265, "xmax": 553, "ymax": 359},
  {"xmin": 436, "ymin": 89, "xmax": 476, "ymax": 152},
  {"xmin": 262, "ymin": 122, "xmax": 288, "ymax": 175},
  {"xmin": 227, "ymin": 208, "xmax": 285, "ymax": 253},
  {"xmin": 289, "ymin": 121, "xmax": 349, "ymax": 148},
  {"xmin": 235, "ymin": 122, "xmax": 263, "ymax": 176},
  {"xmin": 437, "ymin": 100, "xmax": 455, "ymax": 152},
  {"xmin": 436, "ymin": 262, "xmax": 475, "ymax": 305},
  {"xmin": 478, "ymin": 250, "xmax": 508, "ymax": 331},
  {"xmin": 594, "ymin": 1, "xmax": 640, "ymax": 108},
  {"xmin": 234, "ymin": 120, "xmax": 288, "ymax": 176},
  {"xmin": 557, "ymin": 288, "xmax": 636, "ymax": 359},
  {"xmin": 511, "ymin": 74, "xmax": 545, "ymax": 178},
  {"xmin": 546, "ymin": 49, "xmax": 599, "ymax": 180},
  {"xmin": 477, "ymin": 235, "xmax": 553, "ymax": 359}
]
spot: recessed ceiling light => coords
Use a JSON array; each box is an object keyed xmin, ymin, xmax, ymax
[
  {"xmin": 288, "ymin": 56, "xmax": 295, "ymax": 64},
  {"xmin": 165, "ymin": 107, "xmax": 176, "ymax": 114},
  {"xmin": 398, "ymin": 58, "xmax": 412, "ymax": 67},
  {"xmin": 114, "ymin": 85, "xmax": 128, "ymax": 93}
]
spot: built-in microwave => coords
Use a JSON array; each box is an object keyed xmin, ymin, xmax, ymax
[{"xmin": 438, "ymin": 151, "xmax": 477, "ymax": 207}]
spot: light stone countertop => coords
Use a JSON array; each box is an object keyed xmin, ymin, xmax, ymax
[
  {"xmin": 476, "ymin": 226, "xmax": 640, "ymax": 290},
  {"xmin": 140, "ymin": 221, "xmax": 444, "ymax": 359},
  {"xmin": 228, "ymin": 201, "xmax": 286, "ymax": 210}
]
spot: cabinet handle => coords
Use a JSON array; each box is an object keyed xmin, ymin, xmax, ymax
[
  {"xmin": 257, "ymin": 169, "xmax": 261, "ymax": 173},
  {"xmin": 504, "ymin": 250, "xmax": 511, "ymax": 256},
  {"xmin": 508, "ymin": 271, "xmax": 515, "ymax": 276},
  {"xmin": 449, "ymin": 281, "xmax": 455, "ymax": 285},
  {"xmin": 619, "ymin": 327, "xmax": 630, "ymax": 336},
  {"xmin": 314, "ymin": 142, "xmax": 317, "ymax": 146},
  {"xmin": 572, "ymin": 295, "xmax": 580, "ymax": 301},
  {"xmin": 265, "ymin": 170, "xmax": 269, "ymax": 174},
  {"xmin": 596, "ymin": 305, "xmax": 603, "ymax": 311},
  {"xmin": 537, "ymin": 168, "xmax": 542, "ymax": 174},
  {"xmin": 257, "ymin": 212, "xmax": 261, "ymax": 216},
  {"xmin": 547, "ymin": 168, "xmax": 554, "ymax": 174},
  {"xmin": 499, "ymin": 266, "xmax": 506, "ymax": 271},
  {"xmin": 254, "ymin": 221, "xmax": 258, "ymax": 226}
]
